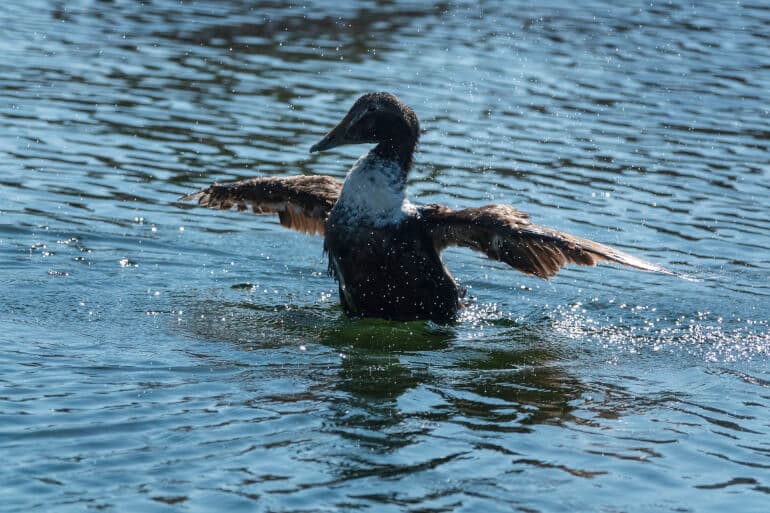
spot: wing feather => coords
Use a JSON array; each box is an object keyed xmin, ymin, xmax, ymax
[
  {"xmin": 180, "ymin": 175, "xmax": 342, "ymax": 235},
  {"xmin": 422, "ymin": 204, "xmax": 672, "ymax": 279}
]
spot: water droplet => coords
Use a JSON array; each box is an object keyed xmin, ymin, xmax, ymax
[{"xmin": 119, "ymin": 258, "xmax": 137, "ymax": 267}]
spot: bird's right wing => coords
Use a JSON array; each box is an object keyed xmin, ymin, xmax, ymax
[
  {"xmin": 421, "ymin": 204, "xmax": 673, "ymax": 279},
  {"xmin": 180, "ymin": 175, "xmax": 343, "ymax": 235}
]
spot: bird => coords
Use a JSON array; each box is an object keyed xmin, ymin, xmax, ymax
[{"xmin": 181, "ymin": 92, "xmax": 671, "ymax": 322}]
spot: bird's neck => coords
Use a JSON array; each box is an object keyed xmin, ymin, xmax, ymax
[{"xmin": 372, "ymin": 126, "xmax": 418, "ymax": 172}]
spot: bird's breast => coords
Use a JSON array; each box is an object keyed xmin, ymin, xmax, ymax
[{"xmin": 330, "ymin": 151, "xmax": 414, "ymax": 227}]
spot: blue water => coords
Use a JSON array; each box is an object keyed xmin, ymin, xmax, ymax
[{"xmin": 1, "ymin": 1, "xmax": 769, "ymax": 511}]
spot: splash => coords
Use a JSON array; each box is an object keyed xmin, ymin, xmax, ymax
[{"xmin": 550, "ymin": 302, "xmax": 770, "ymax": 363}]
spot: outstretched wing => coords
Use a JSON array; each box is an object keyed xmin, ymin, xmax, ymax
[
  {"xmin": 421, "ymin": 204, "xmax": 672, "ymax": 279},
  {"xmin": 180, "ymin": 175, "xmax": 343, "ymax": 235}
]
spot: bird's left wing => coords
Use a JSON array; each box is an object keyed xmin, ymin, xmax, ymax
[
  {"xmin": 180, "ymin": 175, "xmax": 343, "ymax": 235},
  {"xmin": 421, "ymin": 204, "xmax": 673, "ymax": 279}
]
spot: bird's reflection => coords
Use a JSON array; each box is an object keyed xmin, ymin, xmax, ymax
[
  {"xmin": 180, "ymin": 295, "xmax": 586, "ymax": 435},
  {"xmin": 321, "ymin": 312, "xmax": 588, "ymax": 448},
  {"xmin": 178, "ymin": 293, "xmax": 606, "ymax": 487}
]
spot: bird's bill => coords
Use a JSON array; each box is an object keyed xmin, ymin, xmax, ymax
[
  {"xmin": 309, "ymin": 109, "xmax": 362, "ymax": 153},
  {"xmin": 309, "ymin": 130, "xmax": 341, "ymax": 152},
  {"xmin": 310, "ymin": 121, "xmax": 348, "ymax": 153}
]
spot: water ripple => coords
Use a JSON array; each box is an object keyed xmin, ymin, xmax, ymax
[{"xmin": 2, "ymin": 1, "xmax": 770, "ymax": 512}]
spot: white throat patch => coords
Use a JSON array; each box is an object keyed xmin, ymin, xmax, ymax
[{"xmin": 330, "ymin": 150, "xmax": 415, "ymax": 227}]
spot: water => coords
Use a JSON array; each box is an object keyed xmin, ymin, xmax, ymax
[{"xmin": 1, "ymin": 1, "xmax": 769, "ymax": 511}]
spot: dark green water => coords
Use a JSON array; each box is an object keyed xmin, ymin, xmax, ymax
[{"xmin": 2, "ymin": 1, "xmax": 769, "ymax": 511}]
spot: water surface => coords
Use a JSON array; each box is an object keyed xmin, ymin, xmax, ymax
[{"xmin": 2, "ymin": 1, "xmax": 769, "ymax": 512}]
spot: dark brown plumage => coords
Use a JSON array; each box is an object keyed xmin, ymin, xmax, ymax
[
  {"xmin": 421, "ymin": 204, "xmax": 672, "ymax": 279},
  {"xmin": 180, "ymin": 175, "xmax": 342, "ymax": 235},
  {"xmin": 181, "ymin": 92, "xmax": 671, "ymax": 321}
]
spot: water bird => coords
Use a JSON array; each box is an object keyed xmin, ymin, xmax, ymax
[{"xmin": 181, "ymin": 92, "xmax": 671, "ymax": 321}]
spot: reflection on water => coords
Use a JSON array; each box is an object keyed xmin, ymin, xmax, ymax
[{"xmin": 2, "ymin": 0, "xmax": 770, "ymax": 511}]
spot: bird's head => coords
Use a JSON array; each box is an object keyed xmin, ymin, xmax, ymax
[{"xmin": 310, "ymin": 92, "xmax": 420, "ymax": 155}]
